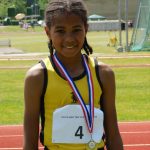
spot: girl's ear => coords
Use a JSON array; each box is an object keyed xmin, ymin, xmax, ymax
[{"xmin": 45, "ymin": 26, "xmax": 51, "ymax": 39}]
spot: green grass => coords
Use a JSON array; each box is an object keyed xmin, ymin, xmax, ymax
[
  {"xmin": 0, "ymin": 25, "xmax": 44, "ymax": 32},
  {"xmin": 0, "ymin": 60, "xmax": 37, "ymax": 67},
  {"xmin": 0, "ymin": 69, "xmax": 26, "ymax": 124},
  {"xmin": 115, "ymin": 68, "xmax": 150, "ymax": 121},
  {"xmin": 0, "ymin": 57, "xmax": 150, "ymax": 67},
  {"xmin": 1, "ymin": 26, "xmax": 150, "ymax": 54},
  {"xmin": 98, "ymin": 57, "xmax": 150, "ymax": 66},
  {"xmin": 0, "ymin": 63, "xmax": 150, "ymax": 124},
  {"xmin": 0, "ymin": 26, "xmax": 48, "ymax": 53},
  {"xmin": 0, "ymin": 26, "xmax": 150, "ymax": 125}
]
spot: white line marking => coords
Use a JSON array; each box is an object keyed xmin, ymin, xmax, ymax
[
  {"xmin": 0, "ymin": 121, "xmax": 150, "ymax": 127},
  {"xmin": 121, "ymin": 131, "xmax": 150, "ymax": 134},
  {"xmin": 1, "ymin": 131, "xmax": 150, "ymax": 138},
  {"xmin": 124, "ymin": 144, "xmax": 150, "ymax": 147},
  {"xmin": 0, "ymin": 147, "xmax": 43, "ymax": 150},
  {"xmin": 119, "ymin": 121, "xmax": 150, "ymax": 124},
  {"xmin": 0, "ymin": 135, "xmax": 22, "ymax": 138},
  {"xmin": 0, "ymin": 148, "xmax": 23, "ymax": 150},
  {"xmin": 0, "ymin": 125, "xmax": 23, "ymax": 127},
  {"xmin": 1, "ymin": 144, "xmax": 150, "ymax": 149}
]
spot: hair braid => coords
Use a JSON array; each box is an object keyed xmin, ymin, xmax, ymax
[
  {"xmin": 83, "ymin": 37, "xmax": 93, "ymax": 55},
  {"xmin": 48, "ymin": 40, "xmax": 53, "ymax": 56}
]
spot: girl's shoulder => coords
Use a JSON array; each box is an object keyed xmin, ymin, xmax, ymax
[
  {"xmin": 88, "ymin": 55, "xmax": 113, "ymax": 73},
  {"xmin": 26, "ymin": 63, "xmax": 43, "ymax": 77},
  {"xmin": 25, "ymin": 63, "xmax": 44, "ymax": 85},
  {"xmin": 98, "ymin": 61, "xmax": 113, "ymax": 73},
  {"xmin": 96, "ymin": 60, "xmax": 115, "ymax": 85},
  {"xmin": 24, "ymin": 63, "xmax": 45, "ymax": 101}
]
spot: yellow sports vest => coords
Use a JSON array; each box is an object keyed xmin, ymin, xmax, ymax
[{"xmin": 40, "ymin": 55, "xmax": 104, "ymax": 150}]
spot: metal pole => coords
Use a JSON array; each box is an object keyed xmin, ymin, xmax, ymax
[
  {"xmin": 118, "ymin": 0, "xmax": 122, "ymax": 46},
  {"xmin": 125, "ymin": 0, "xmax": 129, "ymax": 51},
  {"xmin": 117, "ymin": 0, "xmax": 124, "ymax": 52},
  {"xmin": 35, "ymin": 0, "xmax": 36, "ymax": 15}
]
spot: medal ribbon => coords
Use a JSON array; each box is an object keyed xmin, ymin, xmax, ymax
[{"xmin": 52, "ymin": 52, "xmax": 94, "ymax": 133}]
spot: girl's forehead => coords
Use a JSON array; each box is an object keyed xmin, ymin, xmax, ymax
[{"xmin": 51, "ymin": 12, "xmax": 84, "ymax": 26}]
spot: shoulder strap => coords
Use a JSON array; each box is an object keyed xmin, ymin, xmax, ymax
[
  {"xmin": 40, "ymin": 60, "xmax": 48, "ymax": 100},
  {"xmin": 94, "ymin": 58, "xmax": 103, "ymax": 90},
  {"xmin": 94, "ymin": 58, "xmax": 104, "ymax": 110},
  {"xmin": 39, "ymin": 60, "xmax": 48, "ymax": 145},
  {"xmin": 94, "ymin": 58, "xmax": 106, "ymax": 146}
]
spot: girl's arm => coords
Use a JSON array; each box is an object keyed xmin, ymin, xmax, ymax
[
  {"xmin": 23, "ymin": 63, "xmax": 44, "ymax": 150},
  {"xmin": 98, "ymin": 63, "xmax": 124, "ymax": 150}
]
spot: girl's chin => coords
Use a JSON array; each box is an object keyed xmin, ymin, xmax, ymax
[{"xmin": 59, "ymin": 50, "xmax": 81, "ymax": 58}]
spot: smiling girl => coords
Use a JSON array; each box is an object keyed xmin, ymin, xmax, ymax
[{"xmin": 23, "ymin": 0, "xmax": 123, "ymax": 150}]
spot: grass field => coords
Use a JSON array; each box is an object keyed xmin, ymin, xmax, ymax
[
  {"xmin": 0, "ymin": 26, "xmax": 150, "ymax": 125},
  {"xmin": 1, "ymin": 26, "xmax": 149, "ymax": 54}
]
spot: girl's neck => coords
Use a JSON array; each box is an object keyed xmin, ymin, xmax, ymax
[{"xmin": 54, "ymin": 52, "xmax": 85, "ymax": 78}]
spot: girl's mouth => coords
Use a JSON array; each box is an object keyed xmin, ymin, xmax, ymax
[{"xmin": 64, "ymin": 45, "xmax": 76, "ymax": 49}]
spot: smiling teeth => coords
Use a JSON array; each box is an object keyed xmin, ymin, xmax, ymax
[{"xmin": 66, "ymin": 46, "xmax": 74, "ymax": 48}]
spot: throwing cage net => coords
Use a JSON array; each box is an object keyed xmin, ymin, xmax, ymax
[{"xmin": 130, "ymin": 0, "xmax": 150, "ymax": 51}]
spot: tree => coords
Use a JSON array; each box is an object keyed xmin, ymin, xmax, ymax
[
  {"xmin": 0, "ymin": 0, "xmax": 10, "ymax": 17},
  {"xmin": 26, "ymin": 0, "xmax": 34, "ymax": 7},
  {"xmin": 37, "ymin": 0, "xmax": 49, "ymax": 9},
  {"xmin": 0, "ymin": 0, "xmax": 26, "ymax": 18},
  {"xmin": 13, "ymin": 0, "xmax": 26, "ymax": 14}
]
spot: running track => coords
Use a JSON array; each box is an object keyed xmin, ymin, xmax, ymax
[{"xmin": 0, "ymin": 121, "xmax": 150, "ymax": 150}]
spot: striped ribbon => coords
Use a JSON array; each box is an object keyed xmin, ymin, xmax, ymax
[{"xmin": 52, "ymin": 52, "xmax": 94, "ymax": 133}]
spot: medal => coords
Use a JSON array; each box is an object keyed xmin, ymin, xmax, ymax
[
  {"xmin": 86, "ymin": 134, "xmax": 96, "ymax": 150},
  {"xmin": 88, "ymin": 139, "xmax": 96, "ymax": 149},
  {"xmin": 52, "ymin": 52, "xmax": 95, "ymax": 145}
]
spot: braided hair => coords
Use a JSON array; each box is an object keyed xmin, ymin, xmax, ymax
[{"xmin": 45, "ymin": 0, "xmax": 93, "ymax": 55}]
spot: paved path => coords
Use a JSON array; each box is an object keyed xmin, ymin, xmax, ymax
[
  {"xmin": 0, "ymin": 48, "xmax": 23, "ymax": 54},
  {"xmin": 0, "ymin": 52, "xmax": 150, "ymax": 60},
  {"xmin": 0, "ymin": 51, "xmax": 150, "ymax": 69},
  {"xmin": 0, "ymin": 47, "xmax": 150, "ymax": 59}
]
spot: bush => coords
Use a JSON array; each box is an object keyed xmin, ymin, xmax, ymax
[
  {"xmin": 3, "ymin": 18, "xmax": 11, "ymax": 25},
  {"xmin": 11, "ymin": 20, "xmax": 19, "ymax": 25}
]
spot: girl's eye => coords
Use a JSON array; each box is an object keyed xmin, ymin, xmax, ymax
[
  {"xmin": 73, "ymin": 28, "xmax": 82, "ymax": 32},
  {"xmin": 55, "ymin": 30, "xmax": 65, "ymax": 33}
]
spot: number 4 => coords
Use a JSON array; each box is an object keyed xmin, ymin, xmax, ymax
[{"xmin": 75, "ymin": 126, "xmax": 84, "ymax": 139}]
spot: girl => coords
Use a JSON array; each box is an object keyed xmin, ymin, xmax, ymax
[{"xmin": 23, "ymin": 0, "xmax": 123, "ymax": 150}]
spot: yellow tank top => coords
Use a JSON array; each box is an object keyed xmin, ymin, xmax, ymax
[{"xmin": 40, "ymin": 55, "xmax": 104, "ymax": 150}]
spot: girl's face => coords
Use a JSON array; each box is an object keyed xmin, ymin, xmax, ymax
[{"xmin": 45, "ymin": 12, "xmax": 88, "ymax": 58}]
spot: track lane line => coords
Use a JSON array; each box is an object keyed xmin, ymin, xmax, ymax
[{"xmin": 124, "ymin": 144, "xmax": 150, "ymax": 147}]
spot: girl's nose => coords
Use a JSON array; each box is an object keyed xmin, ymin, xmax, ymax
[{"xmin": 64, "ymin": 32, "xmax": 74, "ymax": 42}]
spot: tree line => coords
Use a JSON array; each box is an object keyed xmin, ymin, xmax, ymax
[{"xmin": 0, "ymin": 0, "xmax": 49, "ymax": 18}]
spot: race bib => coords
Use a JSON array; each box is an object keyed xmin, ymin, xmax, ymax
[{"xmin": 52, "ymin": 105, "xmax": 104, "ymax": 143}]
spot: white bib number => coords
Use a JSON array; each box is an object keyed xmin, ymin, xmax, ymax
[{"xmin": 52, "ymin": 105, "xmax": 104, "ymax": 144}]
